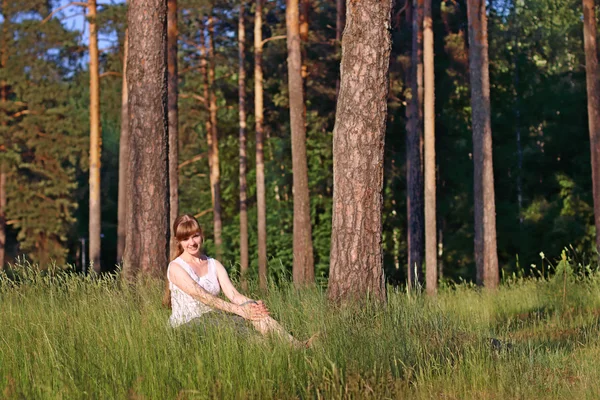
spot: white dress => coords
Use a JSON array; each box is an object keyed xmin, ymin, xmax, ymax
[{"xmin": 167, "ymin": 256, "xmax": 221, "ymax": 327}]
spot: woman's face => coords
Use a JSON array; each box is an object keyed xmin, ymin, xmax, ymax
[{"xmin": 180, "ymin": 232, "xmax": 202, "ymax": 256}]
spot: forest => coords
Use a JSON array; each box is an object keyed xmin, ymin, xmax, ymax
[
  {"xmin": 6, "ymin": 0, "xmax": 600, "ymax": 398},
  {"xmin": 1, "ymin": 0, "xmax": 599, "ymax": 291}
]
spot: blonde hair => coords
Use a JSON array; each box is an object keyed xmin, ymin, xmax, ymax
[{"xmin": 162, "ymin": 214, "xmax": 204, "ymax": 308}]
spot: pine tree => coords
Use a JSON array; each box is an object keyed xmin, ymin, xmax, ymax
[
  {"xmin": 582, "ymin": 0, "xmax": 600, "ymax": 253},
  {"xmin": 467, "ymin": 0, "xmax": 499, "ymax": 288},
  {"xmin": 238, "ymin": 0, "xmax": 249, "ymax": 291},
  {"xmin": 168, "ymin": 0, "xmax": 179, "ymax": 259},
  {"xmin": 287, "ymin": 0, "xmax": 315, "ymax": 285},
  {"xmin": 424, "ymin": 0, "xmax": 437, "ymax": 294},
  {"xmin": 255, "ymin": 0, "xmax": 267, "ymax": 290},
  {"xmin": 327, "ymin": 0, "xmax": 391, "ymax": 303},
  {"xmin": 123, "ymin": 0, "xmax": 170, "ymax": 279}
]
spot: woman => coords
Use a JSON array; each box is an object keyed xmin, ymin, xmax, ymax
[{"xmin": 164, "ymin": 214, "xmax": 308, "ymax": 347}]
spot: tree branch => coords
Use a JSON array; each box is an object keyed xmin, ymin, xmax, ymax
[
  {"xmin": 99, "ymin": 71, "xmax": 122, "ymax": 79},
  {"xmin": 262, "ymin": 35, "xmax": 287, "ymax": 46},
  {"xmin": 179, "ymin": 153, "xmax": 206, "ymax": 169},
  {"xmin": 41, "ymin": 2, "xmax": 89, "ymax": 25},
  {"xmin": 194, "ymin": 208, "xmax": 213, "ymax": 219},
  {"xmin": 180, "ymin": 92, "xmax": 206, "ymax": 104}
]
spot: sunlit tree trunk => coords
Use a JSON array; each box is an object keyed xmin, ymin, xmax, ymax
[
  {"xmin": 117, "ymin": 30, "xmax": 129, "ymax": 265},
  {"xmin": 467, "ymin": 0, "xmax": 499, "ymax": 288},
  {"xmin": 167, "ymin": 0, "xmax": 179, "ymax": 260},
  {"xmin": 423, "ymin": 0, "xmax": 436, "ymax": 295},
  {"xmin": 583, "ymin": 0, "xmax": 600, "ymax": 253},
  {"xmin": 287, "ymin": 0, "xmax": 315, "ymax": 286},
  {"xmin": 88, "ymin": 0, "xmax": 102, "ymax": 273},
  {"xmin": 207, "ymin": 15, "xmax": 223, "ymax": 260},
  {"xmin": 238, "ymin": 0, "xmax": 249, "ymax": 291},
  {"xmin": 407, "ymin": 0, "xmax": 424, "ymax": 289},
  {"xmin": 327, "ymin": 0, "xmax": 391, "ymax": 304},
  {"xmin": 255, "ymin": 0, "xmax": 267, "ymax": 290},
  {"xmin": 299, "ymin": 0, "xmax": 309, "ymax": 105},
  {"xmin": 123, "ymin": 0, "xmax": 170, "ymax": 280},
  {"xmin": 335, "ymin": 0, "xmax": 345, "ymax": 97}
]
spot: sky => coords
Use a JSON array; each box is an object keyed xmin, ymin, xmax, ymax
[{"xmin": 56, "ymin": 0, "xmax": 125, "ymax": 47}]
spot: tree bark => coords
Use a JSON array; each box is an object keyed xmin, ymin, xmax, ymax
[
  {"xmin": 583, "ymin": 0, "xmax": 600, "ymax": 253},
  {"xmin": 423, "ymin": 0, "xmax": 436, "ymax": 295},
  {"xmin": 335, "ymin": 0, "xmax": 345, "ymax": 97},
  {"xmin": 88, "ymin": 0, "xmax": 102, "ymax": 273},
  {"xmin": 0, "ymin": 3, "xmax": 7, "ymax": 271},
  {"xmin": 238, "ymin": 1, "xmax": 249, "ymax": 291},
  {"xmin": 467, "ymin": 0, "xmax": 499, "ymax": 288},
  {"xmin": 0, "ymin": 169, "xmax": 5, "ymax": 271},
  {"xmin": 207, "ymin": 15, "xmax": 223, "ymax": 260},
  {"xmin": 167, "ymin": 0, "xmax": 179, "ymax": 260},
  {"xmin": 255, "ymin": 0, "xmax": 268, "ymax": 290},
  {"xmin": 287, "ymin": 0, "xmax": 315, "ymax": 286},
  {"xmin": 327, "ymin": 0, "xmax": 391, "ymax": 304},
  {"xmin": 407, "ymin": 0, "xmax": 424, "ymax": 289},
  {"xmin": 123, "ymin": 0, "xmax": 170, "ymax": 280},
  {"xmin": 117, "ymin": 30, "xmax": 129, "ymax": 265}
]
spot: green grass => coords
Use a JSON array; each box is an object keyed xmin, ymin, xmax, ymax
[{"xmin": 2, "ymin": 261, "xmax": 600, "ymax": 399}]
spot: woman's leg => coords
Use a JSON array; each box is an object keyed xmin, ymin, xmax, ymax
[{"xmin": 249, "ymin": 316, "xmax": 305, "ymax": 347}]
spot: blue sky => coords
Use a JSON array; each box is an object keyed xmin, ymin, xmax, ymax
[{"xmin": 56, "ymin": 0, "xmax": 125, "ymax": 47}]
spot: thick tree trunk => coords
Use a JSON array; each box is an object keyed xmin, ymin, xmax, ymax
[
  {"xmin": 467, "ymin": 0, "xmax": 499, "ymax": 288},
  {"xmin": 335, "ymin": 0, "xmax": 345, "ymax": 97},
  {"xmin": 88, "ymin": 0, "xmax": 102, "ymax": 273},
  {"xmin": 287, "ymin": 0, "xmax": 315, "ymax": 286},
  {"xmin": 168, "ymin": 0, "xmax": 179, "ymax": 260},
  {"xmin": 327, "ymin": 0, "xmax": 391, "ymax": 304},
  {"xmin": 117, "ymin": 30, "xmax": 129, "ymax": 265},
  {"xmin": 583, "ymin": 0, "xmax": 600, "ymax": 253},
  {"xmin": 207, "ymin": 15, "xmax": 223, "ymax": 260},
  {"xmin": 238, "ymin": 1, "xmax": 249, "ymax": 291},
  {"xmin": 255, "ymin": 0, "xmax": 268, "ymax": 290},
  {"xmin": 123, "ymin": 0, "xmax": 170, "ymax": 280},
  {"xmin": 423, "ymin": 0, "xmax": 436, "ymax": 295},
  {"xmin": 406, "ymin": 0, "xmax": 424, "ymax": 289}
]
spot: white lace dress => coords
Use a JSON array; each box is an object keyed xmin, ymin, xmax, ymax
[{"xmin": 167, "ymin": 256, "xmax": 221, "ymax": 327}]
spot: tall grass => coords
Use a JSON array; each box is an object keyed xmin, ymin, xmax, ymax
[{"xmin": 2, "ymin": 258, "xmax": 600, "ymax": 399}]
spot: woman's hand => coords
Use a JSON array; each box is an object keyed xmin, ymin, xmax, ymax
[{"xmin": 238, "ymin": 301, "xmax": 269, "ymax": 321}]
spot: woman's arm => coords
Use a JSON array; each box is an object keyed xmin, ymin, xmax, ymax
[
  {"xmin": 213, "ymin": 260, "xmax": 269, "ymax": 315},
  {"xmin": 213, "ymin": 260, "xmax": 254, "ymax": 305},
  {"xmin": 168, "ymin": 263, "xmax": 266, "ymax": 320}
]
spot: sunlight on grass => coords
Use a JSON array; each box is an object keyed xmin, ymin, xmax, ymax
[{"xmin": 2, "ymin": 260, "xmax": 600, "ymax": 399}]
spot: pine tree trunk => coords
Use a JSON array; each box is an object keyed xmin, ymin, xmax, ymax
[
  {"xmin": 168, "ymin": 0, "xmax": 179, "ymax": 260},
  {"xmin": 287, "ymin": 0, "xmax": 315, "ymax": 286},
  {"xmin": 238, "ymin": 1, "xmax": 249, "ymax": 291},
  {"xmin": 255, "ymin": 0, "xmax": 268, "ymax": 290},
  {"xmin": 327, "ymin": 0, "xmax": 391, "ymax": 304},
  {"xmin": 207, "ymin": 15, "xmax": 223, "ymax": 260},
  {"xmin": 467, "ymin": 0, "xmax": 499, "ymax": 288},
  {"xmin": 583, "ymin": 0, "xmax": 600, "ymax": 253},
  {"xmin": 335, "ymin": 0, "xmax": 345, "ymax": 97},
  {"xmin": 0, "ymin": 168, "xmax": 5, "ymax": 271},
  {"xmin": 88, "ymin": 0, "xmax": 102, "ymax": 273},
  {"xmin": 117, "ymin": 30, "xmax": 129, "ymax": 265},
  {"xmin": 123, "ymin": 0, "xmax": 170, "ymax": 280},
  {"xmin": 407, "ymin": 0, "xmax": 424, "ymax": 289},
  {"xmin": 299, "ymin": 0, "xmax": 309, "ymax": 104},
  {"xmin": 423, "ymin": 0, "xmax": 436, "ymax": 295},
  {"xmin": 0, "ymin": 6, "xmax": 7, "ymax": 271}
]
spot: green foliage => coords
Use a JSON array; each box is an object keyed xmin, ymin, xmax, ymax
[{"xmin": 2, "ymin": 0, "xmax": 599, "ymax": 284}]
